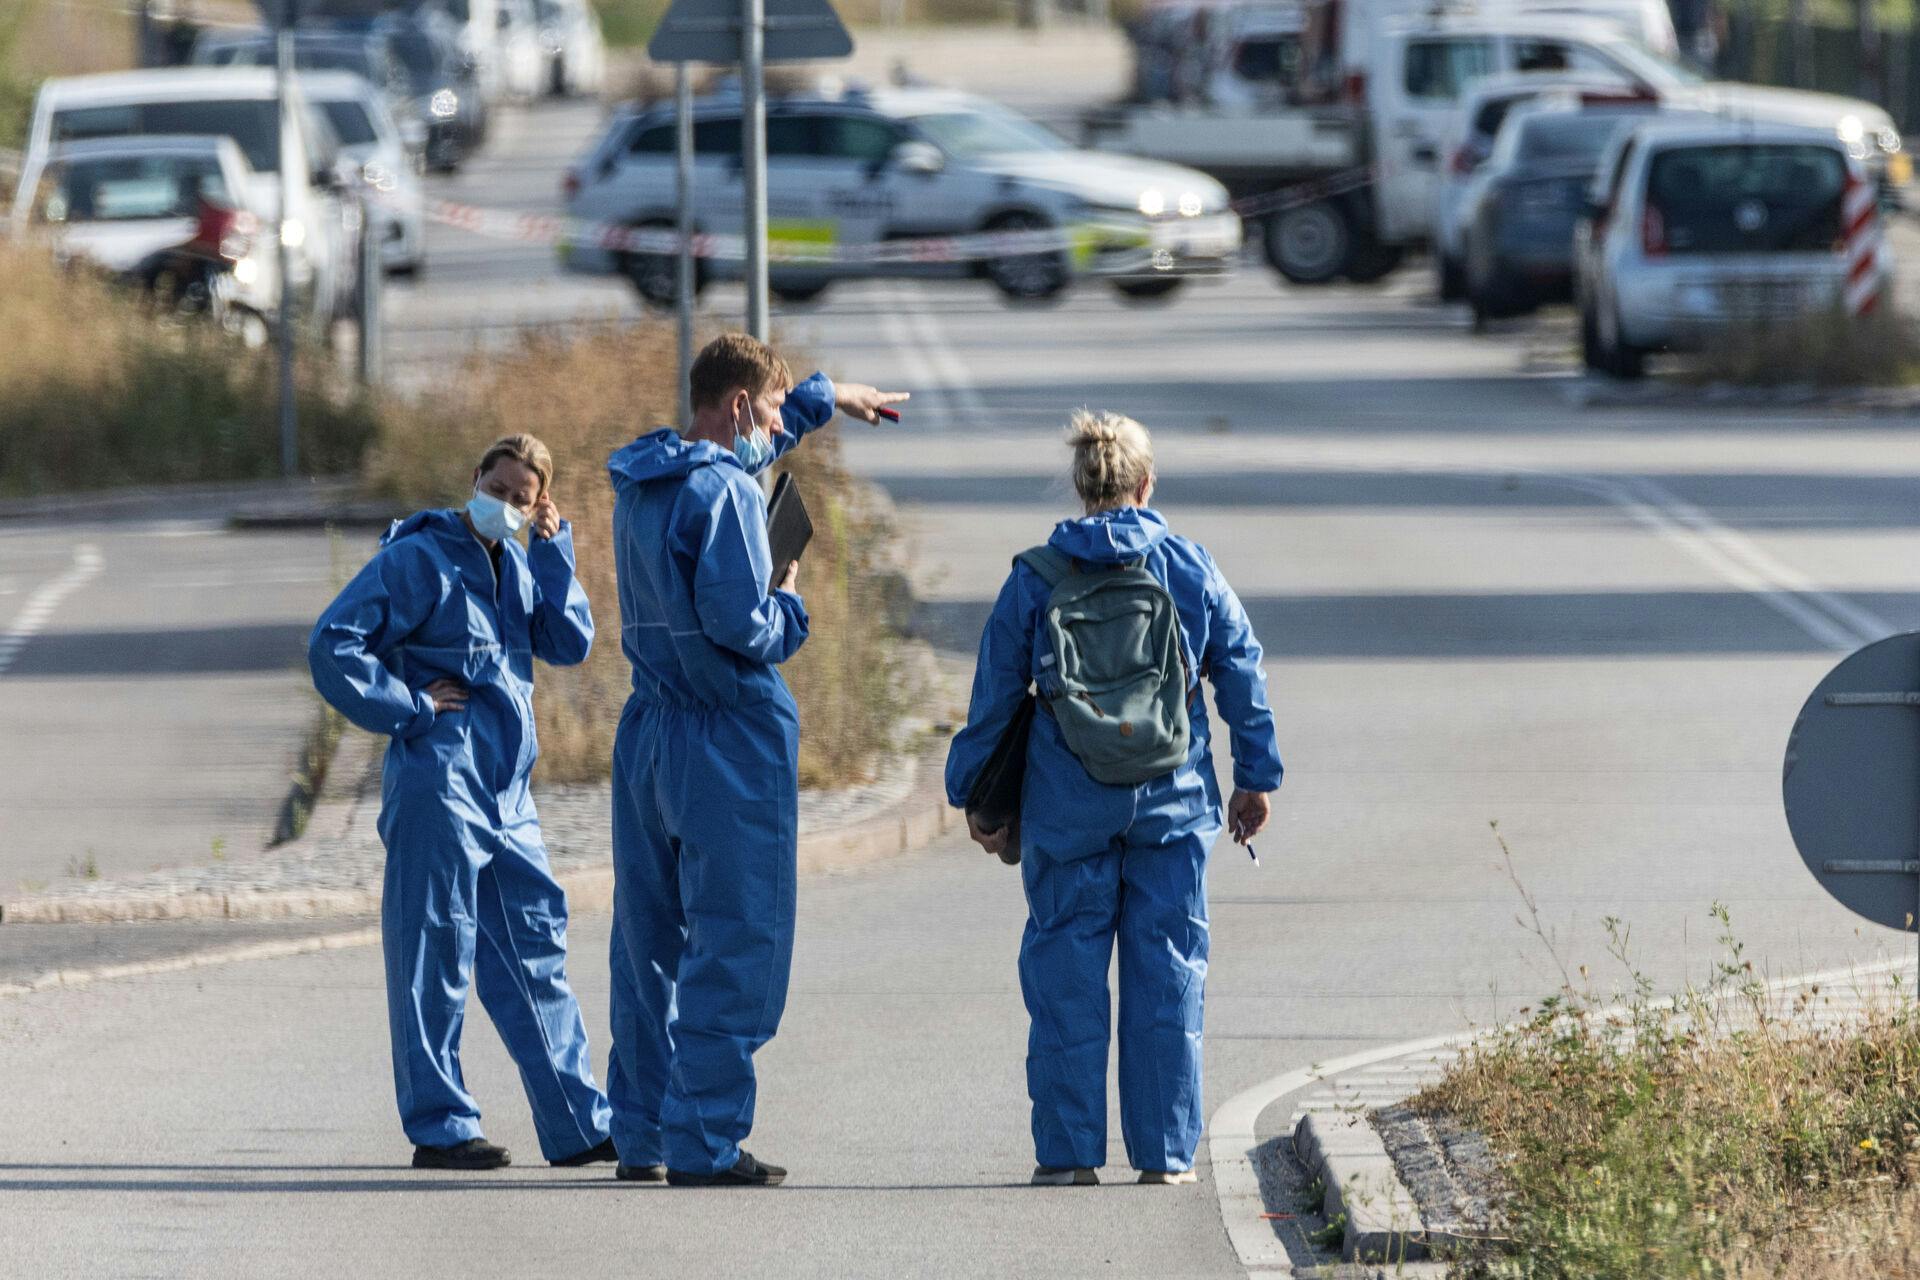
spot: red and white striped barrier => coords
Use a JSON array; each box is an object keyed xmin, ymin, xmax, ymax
[{"xmin": 1842, "ymin": 168, "xmax": 1884, "ymax": 317}]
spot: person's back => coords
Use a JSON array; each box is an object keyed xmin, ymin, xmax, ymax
[{"xmin": 945, "ymin": 410, "xmax": 1283, "ymax": 1187}]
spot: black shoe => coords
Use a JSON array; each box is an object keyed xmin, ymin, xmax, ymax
[
  {"xmin": 666, "ymin": 1151, "xmax": 787, "ymax": 1187},
  {"xmin": 412, "ymin": 1138, "xmax": 511, "ymax": 1170},
  {"xmin": 551, "ymin": 1137, "xmax": 619, "ymax": 1168},
  {"xmin": 616, "ymin": 1163, "xmax": 668, "ymax": 1182}
]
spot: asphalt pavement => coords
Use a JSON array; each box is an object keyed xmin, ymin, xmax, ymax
[{"xmin": 10, "ymin": 47, "xmax": 1920, "ymax": 1278}]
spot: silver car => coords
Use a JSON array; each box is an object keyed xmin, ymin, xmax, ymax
[
  {"xmin": 561, "ymin": 86, "xmax": 1242, "ymax": 305},
  {"xmin": 1574, "ymin": 120, "xmax": 1888, "ymax": 378},
  {"xmin": 303, "ymin": 70, "xmax": 427, "ymax": 276}
]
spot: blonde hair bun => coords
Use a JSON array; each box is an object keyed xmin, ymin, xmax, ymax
[{"xmin": 1066, "ymin": 410, "xmax": 1154, "ymax": 512}]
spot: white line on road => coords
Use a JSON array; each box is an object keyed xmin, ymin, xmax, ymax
[
  {"xmin": 0, "ymin": 543, "xmax": 101, "ymax": 677},
  {"xmin": 886, "ymin": 281, "xmax": 992, "ymax": 428}
]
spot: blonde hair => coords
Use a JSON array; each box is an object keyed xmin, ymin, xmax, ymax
[
  {"xmin": 1067, "ymin": 410, "xmax": 1154, "ymax": 513},
  {"xmin": 477, "ymin": 433, "xmax": 554, "ymax": 496}
]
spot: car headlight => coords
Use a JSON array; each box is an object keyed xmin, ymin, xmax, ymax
[
  {"xmin": 1838, "ymin": 114, "xmax": 1865, "ymax": 144},
  {"xmin": 233, "ymin": 257, "xmax": 259, "ymax": 285},
  {"xmin": 1878, "ymin": 126, "xmax": 1902, "ymax": 154},
  {"xmin": 362, "ymin": 161, "xmax": 398, "ymax": 192},
  {"xmin": 1176, "ymin": 191, "xmax": 1204, "ymax": 217},
  {"xmin": 431, "ymin": 89, "xmax": 459, "ymax": 119},
  {"xmin": 280, "ymin": 218, "xmax": 306, "ymax": 250},
  {"xmin": 1137, "ymin": 188, "xmax": 1166, "ymax": 217}
]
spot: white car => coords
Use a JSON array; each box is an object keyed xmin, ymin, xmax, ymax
[
  {"xmin": 303, "ymin": 70, "xmax": 427, "ymax": 275},
  {"xmin": 564, "ymin": 86, "xmax": 1242, "ymax": 305},
  {"xmin": 495, "ymin": 0, "xmax": 546, "ymax": 102},
  {"xmin": 534, "ymin": 0, "xmax": 606, "ymax": 97},
  {"xmin": 1433, "ymin": 71, "xmax": 1640, "ymax": 297},
  {"xmin": 12, "ymin": 67, "xmax": 360, "ymax": 328},
  {"xmin": 23, "ymin": 135, "xmax": 279, "ymax": 337},
  {"xmin": 1574, "ymin": 119, "xmax": 1888, "ymax": 377}
]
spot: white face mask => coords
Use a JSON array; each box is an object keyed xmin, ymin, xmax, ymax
[
  {"xmin": 467, "ymin": 488, "xmax": 526, "ymax": 541},
  {"xmin": 731, "ymin": 398, "xmax": 774, "ymax": 470}
]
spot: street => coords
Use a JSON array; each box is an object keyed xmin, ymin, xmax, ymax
[{"xmin": 8, "ymin": 76, "xmax": 1920, "ymax": 1276}]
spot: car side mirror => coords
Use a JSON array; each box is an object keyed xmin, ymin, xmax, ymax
[{"xmin": 889, "ymin": 141, "xmax": 945, "ymax": 176}]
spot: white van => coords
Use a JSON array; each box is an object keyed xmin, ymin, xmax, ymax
[{"xmin": 12, "ymin": 67, "xmax": 359, "ymax": 326}]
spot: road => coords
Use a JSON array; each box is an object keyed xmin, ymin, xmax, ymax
[
  {"xmin": 9, "ymin": 62, "xmax": 1920, "ymax": 1277},
  {"xmin": 0, "ymin": 510, "xmax": 343, "ymax": 889}
]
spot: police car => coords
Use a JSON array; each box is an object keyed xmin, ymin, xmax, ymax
[{"xmin": 560, "ymin": 85, "xmax": 1242, "ymax": 304}]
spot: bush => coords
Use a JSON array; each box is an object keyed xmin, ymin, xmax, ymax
[
  {"xmin": 1678, "ymin": 306, "xmax": 1920, "ymax": 388},
  {"xmin": 1419, "ymin": 901, "xmax": 1920, "ymax": 1279},
  {"xmin": 0, "ymin": 244, "xmax": 380, "ymax": 495},
  {"xmin": 361, "ymin": 322, "xmax": 906, "ymax": 789}
]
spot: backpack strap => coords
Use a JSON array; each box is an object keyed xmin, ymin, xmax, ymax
[{"xmin": 1014, "ymin": 546, "xmax": 1075, "ymax": 588}]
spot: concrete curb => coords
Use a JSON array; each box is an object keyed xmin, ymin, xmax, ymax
[
  {"xmin": 0, "ymin": 926, "xmax": 382, "ymax": 999},
  {"xmin": 0, "ymin": 753, "xmax": 960, "ymax": 926},
  {"xmin": 1292, "ymin": 1110, "xmax": 1437, "ymax": 1267}
]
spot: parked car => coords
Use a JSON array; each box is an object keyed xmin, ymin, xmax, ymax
[
  {"xmin": 303, "ymin": 70, "xmax": 426, "ymax": 276},
  {"xmin": 534, "ymin": 0, "xmax": 606, "ymax": 97},
  {"xmin": 191, "ymin": 29, "xmax": 415, "ymax": 122},
  {"xmin": 375, "ymin": 14, "xmax": 488, "ymax": 172},
  {"xmin": 1433, "ymin": 71, "xmax": 1641, "ymax": 298},
  {"xmin": 494, "ymin": 0, "xmax": 546, "ymax": 101},
  {"xmin": 1573, "ymin": 120, "xmax": 1888, "ymax": 377},
  {"xmin": 1460, "ymin": 98, "xmax": 1659, "ymax": 323},
  {"xmin": 23, "ymin": 135, "xmax": 278, "ymax": 342},
  {"xmin": 563, "ymin": 86, "xmax": 1242, "ymax": 305},
  {"xmin": 12, "ymin": 67, "xmax": 362, "ymax": 330}
]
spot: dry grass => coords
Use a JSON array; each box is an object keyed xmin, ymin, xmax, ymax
[
  {"xmin": 1677, "ymin": 305, "xmax": 1920, "ymax": 387},
  {"xmin": 1418, "ymin": 902, "xmax": 1920, "ymax": 1279},
  {"xmin": 1, "ymin": 0, "xmax": 135, "ymax": 150},
  {"xmin": 362, "ymin": 321, "xmax": 907, "ymax": 788},
  {"xmin": 0, "ymin": 242, "xmax": 379, "ymax": 494}
]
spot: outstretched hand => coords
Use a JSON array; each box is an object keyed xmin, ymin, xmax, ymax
[{"xmin": 835, "ymin": 383, "xmax": 910, "ymax": 425}]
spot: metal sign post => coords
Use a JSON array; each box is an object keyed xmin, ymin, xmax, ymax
[
  {"xmin": 275, "ymin": 0, "xmax": 298, "ymax": 477},
  {"xmin": 675, "ymin": 62, "xmax": 695, "ymax": 425},
  {"xmin": 1783, "ymin": 631, "xmax": 1920, "ymax": 975},
  {"xmin": 648, "ymin": 0, "xmax": 851, "ymax": 342}
]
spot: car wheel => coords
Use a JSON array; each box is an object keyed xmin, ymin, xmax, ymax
[
  {"xmin": 1580, "ymin": 303, "xmax": 1605, "ymax": 371},
  {"xmin": 1112, "ymin": 277, "xmax": 1184, "ymax": 303},
  {"xmin": 984, "ymin": 211, "xmax": 1069, "ymax": 303},
  {"xmin": 1262, "ymin": 200, "xmax": 1350, "ymax": 285},
  {"xmin": 621, "ymin": 222, "xmax": 701, "ymax": 309},
  {"xmin": 771, "ymin": 280, "xmax": 831, "ymax": 305},
  {"xmin": 1342, "ymin": 237, "xmax": 1403, "ymax": 285},
  {"xmin": 1596, "ymin": 301, "xmax": 1645, "ymax": 380},
  {"xmin": 1437, "ymin": 252, "xmax": 1467, "ymax": 302}
]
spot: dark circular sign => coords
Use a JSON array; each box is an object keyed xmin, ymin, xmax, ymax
[{"xmin": 1784, "ymin": 631, "xmax": 1920, "ymax": 933}]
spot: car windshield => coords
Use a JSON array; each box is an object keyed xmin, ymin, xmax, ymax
[
  {"xmin": 51, "ymin": 100, "xmax": 280, "ymax": 173},
  {"xmin": 908, "ymin": 107, "xmax": 1064, "ymax": 157},
  {"xmin": 319, "ymin": 99, "xmax": 379, "ymax": 146},
  {"xmin": 35, "ymin": 152, "xmax": 232, "ymax": 224},
  {"xmin": 1515, "ymin": 113, "xmax": 1641, "ymax": 168},
  {"xmin": 1647, "ymin": 142, "xmax": 1847, "ymax": 253}
]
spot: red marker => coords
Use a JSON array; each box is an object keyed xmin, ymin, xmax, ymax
[{"xmin": 876, "ymin": 406, "xmax": 901, "ymax": 422}]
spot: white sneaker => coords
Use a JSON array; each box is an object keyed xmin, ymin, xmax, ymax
[
  {"xmin": 1031, "ymin": 1165, "xmax": 1099, "ymax": 1186},
  {"xmin": 1137, "ymin": 1168, "xmax": 1197, "ymax": 1185}
]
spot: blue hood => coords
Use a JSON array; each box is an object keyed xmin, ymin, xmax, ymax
[
  {"xmin": 608, "ymin": 428, "xmax": 738, "ymax": 491},
  {"xmin": 381, "ymin": 507, "xmax": 466, "ymax": 548},
  {"xmin": 1046, "ymin": 506, "xmax": 1170, "ymax": 565}
]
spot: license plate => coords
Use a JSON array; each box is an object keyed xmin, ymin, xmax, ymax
[
  {"xmin": 1717, "ymin": 279, "xmax": 1804, "ymax": 311},
  {"xmin": 1152, "ymin": 215, "xmax": 1242, "ymax": 259}
]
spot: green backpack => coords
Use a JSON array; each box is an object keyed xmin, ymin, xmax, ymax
[{"xmin": 1019, "ymin": 545, "xmax": 1192, "ymax": 786}]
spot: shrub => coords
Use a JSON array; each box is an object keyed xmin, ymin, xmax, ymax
[
  {"xmin": 361, "ymin": 322, "xmax": 906, "ymax": 788},
  {"xmin": 1678, "ymin": 305, "xmax": 1920, "ymax": 387},
  {"xmin": 0, "ymin": 243, "xmax": 379, "ymax": 495}
]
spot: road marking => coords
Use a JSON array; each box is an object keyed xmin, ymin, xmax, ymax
[
  {"xmin": 1208, "ymin": 955, "xmax": 1912, "ymax": 1276},
  {"xmin": 0, "ymin": 543, "xmax": 101, "ymax": 677},
  {"xmin": 885, "ymin": 280, "xmax": 991, "ymax": 428}
]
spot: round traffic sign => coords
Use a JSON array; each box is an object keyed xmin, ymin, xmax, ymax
[{"xmin": 1784, "ymin": 630, "xmax": 1920, "ymax": 933}]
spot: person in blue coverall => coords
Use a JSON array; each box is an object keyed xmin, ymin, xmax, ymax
[
  {"xmin": 308, "ymin": 434, "xmax": 615, "ymax": 1172},
  {"xmin": 946, "ymin": 411, "xmax": 1284, "ymax": 1187},
  {"xmin": 605, "ymin": 333, "xmax": 908, "ymax": 1187}
]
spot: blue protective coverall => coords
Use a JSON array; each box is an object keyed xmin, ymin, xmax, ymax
[
  {"xmin": 604, "ymin": 371, "xmax": 836, "ymax": 1175},
  {"xmin": 308, "ymin": 509, "xmax": 612, "ymax": 1160},
  {"xmin": 945, "ymin": 506, "xmax": 1284, "ymax": 1173}
]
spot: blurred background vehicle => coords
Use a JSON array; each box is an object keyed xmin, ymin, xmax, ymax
[
  {"xmin": 303, "ymin": 70, "xmax": 427, "ymax": 276},
  {"xmin": 533, "ymin": 0, "xmax": 606, "ymax": 98},
  {"xmin": 373, "ymin": 13, "xmax": 488, "ymax": 172},
  {"xmin": 1573, "ymin": 120, "xmax": 1885, "ymax": 377},
  {"xmin": 493, "ymin": 0, "xmax": 546, "ymax": 101},
  {"xmin": 12, "ymin": 67, "xmax": 364, "ymax": 331},
  {"xmin": 563, "ymin": 85, "xmax": 1241, "ymax": 306},
  {"xmin": 1459, "ymin": 95, "xmax": 1662, "ymax": 324},
  {"xmin": 190, "ymin": 27, "xmax": 415, "ymax": 124},
  {"xmin": 1433, "ymin": 71, "xmax": 1643, "ymax": 298},
  {"xmin": 23, "ymin": 135, "xmax": 279, "ymax": 342}
]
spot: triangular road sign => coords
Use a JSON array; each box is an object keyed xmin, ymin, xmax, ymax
[{"xmin": 648, "ymin": 0, "xmax": 854, "ymax": 62}]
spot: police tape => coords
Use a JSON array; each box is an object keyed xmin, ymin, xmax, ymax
[{"xmin": 409, "ymin": 165, "xmax": 1375, "ymax": 266}]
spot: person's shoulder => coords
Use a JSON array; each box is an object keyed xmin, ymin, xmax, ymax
[{"xmin": 1159, "ymin": 532, "xmax": 1217, "ymax": 574}]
